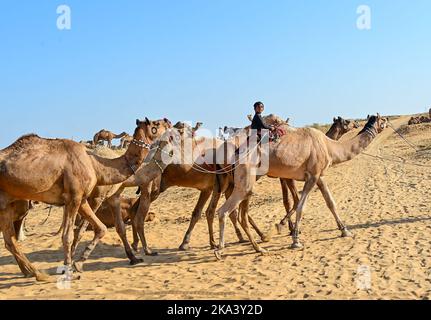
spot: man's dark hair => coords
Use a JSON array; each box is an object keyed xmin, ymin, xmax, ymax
[{"xmin": 254, "ymin": 101, "xmax": 264, "ymax": 109}]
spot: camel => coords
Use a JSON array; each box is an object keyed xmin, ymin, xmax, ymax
[
  {"xmin": 173, "ymin": 122, "xmax": 203, "ymax": 137},
  {"xmin": 121, "ymin": 117, "xmax": 292, "ymax": 257},
  {"xmin": 93, "ymin": 130, "xmax": 128, "ymax": 148},
  {"xmin": 326, "ymin": 117, "xmax": 353, "ymax": 141},
  {"xmin": 276, "ymin": 116, "xmax": 363, "ymax": 234},
  {"xmin": 0, "ymin": 118, "xmax": 176, "ymax": 280},
  {"xmin": 120, "ymin": 134, "xmax": 133, "ymax": 149},
  {"xmin": 408, "ymin": 115, "xmax": 431, "ymax": 125},
  {"xmin": 213, "ymin": 114, "xmax": 388, "ymax": 258},
  {"xmin": 76, "ymin": 196, "xmax": 156, "ymax": 229},
  {"xmin": 68, "ymin": 118, "xmax": 173, "ymax": 266}
]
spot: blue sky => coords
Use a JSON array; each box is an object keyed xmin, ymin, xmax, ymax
[{"xmin": 0, "ymin": 0, "xmax": 430, "ymax": 147}]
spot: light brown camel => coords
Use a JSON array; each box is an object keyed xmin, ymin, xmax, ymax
[
  {"xmin": 69, "ymin": 118, "xmax": 173, "ymax": 267},
  {"xmin": 0, "ymin": 119, "xmax": 176, "ymax": 280},
  {"xmin": 93, "ymin": 130, "xmax": 128, "ymax": 148},
  {"xmin": 276, "ymin": 116, "xmax": 362, "ymax": 234},
  {"xmin": 213, "ymin": 114, "xmax": 388, "ymax": 259}
]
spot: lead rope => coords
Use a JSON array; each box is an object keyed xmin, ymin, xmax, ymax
[{"xmin": 191, "ymin": 132, "xmax": 270, "ymax": 174}]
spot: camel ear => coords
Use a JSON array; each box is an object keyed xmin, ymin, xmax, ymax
[
  {"xmin": 333, "ymin": 117, "xmax": 337, "ymax": 123},
  {"xmin": 367, "ymin": 115, "xmax": 370, "ymax": 120},
  {"xmin": 145, "ymin": 117, "xmax": 151, "ymax": 125},
  {"xmin": 136, "ymin": 119, "xmax": 140, "ymax": 126},
  {"xmin": 286, "ymin": 118, "xmax": 290, "ymax": 123}
]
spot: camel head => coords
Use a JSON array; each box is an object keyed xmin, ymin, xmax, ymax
[
  {"xmin": 263, "ymin": 114, "xmax": 290, "ymax": 127},
  {"xmin": 135, "ymin": 117, "xmax": 173, "ymax": 143},
  {"xmin": 194, "ymin": 122, "xmax": 203, "ymax": 132},
  {"xmin": 362, "ymin": 114, "xmax": 388, "ymax": 135},
  {"xmin": 173, "ymin": 121, "xmax": 198, "ymax": 137},
  {"xmin": 144, "ymin": 128, "xmax": 182, "ymax": 166},
  {"xmin": 332, "ymin": 117, "xmax": 352, "ymax": 134}
]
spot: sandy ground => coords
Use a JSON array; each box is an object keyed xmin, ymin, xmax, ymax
[{"xmin": 1, "ymin": 115, "xmax": 431, "ymax": 300}]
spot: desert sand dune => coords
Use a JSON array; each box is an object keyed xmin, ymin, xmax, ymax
[{"xmin": 1, "ymin": 115, "xmax": 430, "ymax": 300}]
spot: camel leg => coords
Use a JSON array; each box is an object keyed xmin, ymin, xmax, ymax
[
  {"xmin": 179, "ymin": 189, "xmax": 212, "ymax": 251},
  {"xmin": 248, "ymin": 214, "xmax": 270, "ymax": 242},
  {"xmin": 276, "ymin": 179, "xmax": 300, "ymax": 234},
  {"xmin": 224, "ymin": 185, "xmax": 246, "ymax": 243},
  {"xmin": 0, "ymin": 210, "xmax": 48, "ymax": 281},
  {"xmin": 214, "ymin": 164, "xmax": 257, "ymax": 259},
  {"xmin": 205, "ymin": 189, "xmax": 221, "ymax": 249},
  {"xmin": 15, "ymin": 218, "xmax": 26, "ymax": 242},
  {"xmin": 238, "ymin": 196, "xmax": 267, "ymax": 253},
  {"xmin": 317, "ymin": 177, "xmax": 353, "ymax": 238},
  {"xmin": 229, "ymin": 209, "xmax": 247, "ymax": 243},
  {"xmin": 130, "ymin": 211, "xmax": 140, "ymax": 252},
  {"xmin": 109, "ymin": 195, "xmax": 142, "ymax": 265},
  {"xmin": 73, "ymin": 200, "xmax": 107, "ymax": 272},
  {"xmin": 291, "ymin": 175, "xmax": 318, "ymax": 249},
  {"xmin": 133, "ymin": 187, "xmax": 157, "ymax": 256},
  {"xmin": 71, "ymin": 197, "xmax": 103, "ymax": 257}
]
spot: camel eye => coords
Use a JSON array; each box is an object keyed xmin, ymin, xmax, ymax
[{"xmin": 151, "ymin": 127, "xmax": 158, "ymax": 135}]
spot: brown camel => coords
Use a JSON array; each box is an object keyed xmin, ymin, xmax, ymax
[
  {"xmin": 326, "ymin": 117, "xmax": 353, "ymax": 141},
  {"xmin": 213, "ymin": 114, "xmax": 388, "ymax": 258},
  {"xmin": 77, "ymin": 196, "xmax": 156, "ymax": 229},
  {"xmin": 122, "ymin": 117, "xmax": 291, "ymax": 256},
  {"xmin": 0, "ymin": 119, "xmax": 176, "ymax": 280},
  {"xmin": 120, "ymin": 132, "xmax": 246, "ymax": 255},
  {"xmin": 93, "ymin": 130, "xmax": 128, "ymax": 148},
  {"xmin": 69, "ymin": 118, "xmax": 173, "ymax": 266}
]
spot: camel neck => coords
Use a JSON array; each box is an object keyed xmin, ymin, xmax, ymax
[
  {"xmin": 91, "ymin": 130, "xmax": 153, "ymax": 186},
  {"xmin": 327, "ymin": 129, "xmax": 376, "ymax": 165},
  {"xmin": 326, "ymin": 125, "xmax": 342, "ymax": 140}
]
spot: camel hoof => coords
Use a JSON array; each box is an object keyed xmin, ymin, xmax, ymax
[
  {"xmin": 341, "ymin": 229, "xmax": 354, "ymax": 238},
  {"xmin": 259, "ymin": 248, "xmax": 270, "ymax": 256},
  {"xmin": 179, "ymin": 244, "xmax": 190, "ymax": 251},
  {"xmin": 130, "ymin": 258, "xmax": 144, "ymax": 266},
  {"xmin": 275, "ymin": 223, "xmax": 284, "ymax": 235},
  {"xmin": 144, "ymin": 251, "xmax": 158, "ymax": 256},
  {"xmin": 35, "ymin": 272, "xmax": 50, "ymax": 282},
  {"xmin": 261, "ymin": 234, "xmax": 272, "ymax": 243},
  {"xmin": 290, "ymin": 242, "xmax": 304, "ymax": 250},
  {"xmin": 214, "ymin": 250, "xmax": 224, "ymax": 261},
  {"xmin": 73, "ymin": 261, "xmax": 84, "ymax": 273}
]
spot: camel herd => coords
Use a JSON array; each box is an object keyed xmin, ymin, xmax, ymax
[
  {"xmin": 408, "ymin": 109, "xmax": 431, "ymax": 125},
  {"xmin": 0, "ymin": 113, "xmax": 388, "ymax": 281}
]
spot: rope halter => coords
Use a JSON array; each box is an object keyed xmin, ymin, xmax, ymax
[{"xmin": 131, "ymin": 139, "xmax": 152, "ymax": 149}]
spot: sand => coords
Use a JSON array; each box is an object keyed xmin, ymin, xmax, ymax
[{"xmin": 1, "ymin": 115, "xmax": 430, "ymax": 300}]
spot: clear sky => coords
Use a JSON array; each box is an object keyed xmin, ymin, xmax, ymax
[{"xmin": 0, "ymin": 0, "xmax": 430, "ymax": 147}]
